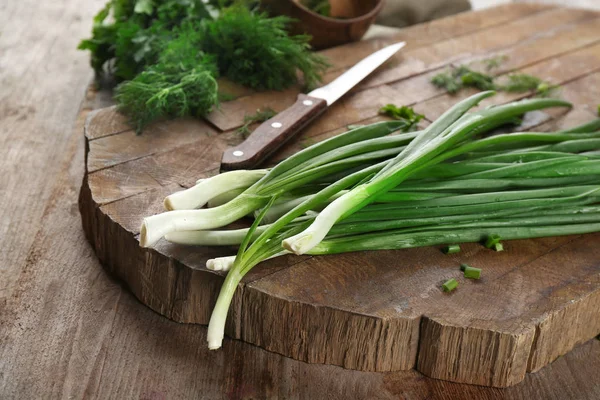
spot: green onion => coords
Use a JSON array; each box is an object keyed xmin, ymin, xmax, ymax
[
  {"xmin": 485, "ymin": 234, "xmax": 502, "ymax": 249},
  {"xmin": 140, "ymin": 121, "xmax": 407, "ymax": 247},
  {"xmin": 139, "ymin": 93, "xmax": 600, "ymax": 352},
  {"xmin": 310, "ymin": 223, "xmax": 600, "ymax": 255},
  {"xmin": 444, "ymin": 244, "xmax": 461, "ymax": 254},
  {"xmin": 442, "ymin": 279, "xmax": 458, "ymax": 292},
  {"xmin": 463, "ymin": 265, "xmax": 482, "ymax": 279},
  {"xmin": 164, "ymin": 170, "xmax": 268, "ymax": 210}
]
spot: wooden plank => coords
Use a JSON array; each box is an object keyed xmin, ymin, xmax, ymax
[
  {"xmin": 87, "ymin": 130, "xmax": 233, "ymax": 205},
  {"xmin": 87, "ymin": 161, "xmax": 163, "ymax": 206},
  {"xmin": 87, "ymin": 118, "xmax": 219, "ymax": 173},
  {"xmin": 85, "ymin": 106, "xmax": 130, "ymax": 140},
  {"xmin": 0, "ymin": 0, "xmax": 108, "ymax": 300}
]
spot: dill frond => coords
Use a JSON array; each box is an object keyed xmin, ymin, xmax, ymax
[
  {"xmin": 201, "ymin": 6, "xmax": 329, "ymax": 91},
  {"xmin": 431, "ymin": 71, "xmax": 462, "ymax": 94},
  {"xmin": 378, "ymin": 104, "xmax": 425, "ymax": 131}
]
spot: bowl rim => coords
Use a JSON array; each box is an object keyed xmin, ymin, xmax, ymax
[{"xmin": 292, "ymin": 0, "xmax": 385, "ymax": 24}]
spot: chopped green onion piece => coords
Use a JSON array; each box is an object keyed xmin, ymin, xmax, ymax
[
  {"xmin": 494, "ymin": 242, "xmax": 504, "ymax": 252},
  {"xmin": 485, "ymin": 234, "xmax": 502, "ymax": 248},
  {"xmin": 444, "ymin": 244, "xmax": 461, "ymax": 254},
  {"xmin": 464, "ymin": 266, "xmax": 482, "ymax": 279},
  {"xmin": 442, "ymin": 278, "xmax": 458, "ymax": 292}
]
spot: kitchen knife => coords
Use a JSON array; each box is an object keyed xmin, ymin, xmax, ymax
[{"xmin": 221, "ymin": 41, "xmax": 406, "ymax": 170}]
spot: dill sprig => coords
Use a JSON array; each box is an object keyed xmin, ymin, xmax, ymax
[
  {"xmin": 431, "ymin": 71, "xmax": 462, "ymax": 94},
  {"xmin": 378, "ymin": 104, "xmax": 425, "ymax": 131},
  {"xmin": 114, "ymin": 23, "xmax": 219, "ymax": 133},
  {"xmin": 237, "ymin": 108, "xmax": 277, "ymax": 138},
  {"xmin": 431, "ymin": 65, "xmax": 497, "ymax": 93},
  {"xmin": 79, "ymin": 0, "xmax": 213, "ymax": 82},
  {"xmin": 201, "ymin": 6, "xmax": 329, "ymax": 90},
  {"xmin": 502, "ymin": 74, "xmax": 559, "ymax": 97}
]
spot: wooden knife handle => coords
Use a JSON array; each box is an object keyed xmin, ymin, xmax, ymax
[{"xmin": 221, "ymin": 94, "xmax": 328, "ymax": 170}]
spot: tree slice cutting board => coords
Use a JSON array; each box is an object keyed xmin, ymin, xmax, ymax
[{"xmin": 78, "ymin": 4, "xmax": 600, "ymax": 388}]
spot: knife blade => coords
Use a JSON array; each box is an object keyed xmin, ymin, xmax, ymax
[{"xmin": 221, "ymin": 41, "xmax": 406, "ymax": 170}]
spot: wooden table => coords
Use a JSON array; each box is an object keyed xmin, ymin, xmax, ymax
[{"xmin": 2, "ymin": 1, "xmax": 600, "ymax": 398}]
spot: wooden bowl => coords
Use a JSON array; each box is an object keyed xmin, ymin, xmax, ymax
[{"xmin": 265, "ymin": 0, "xmax": 385, "ymax": 50}]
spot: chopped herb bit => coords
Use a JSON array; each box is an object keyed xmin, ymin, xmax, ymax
[
  {"xmin": 494, "ymin": 242, "xmax": 504, "ymax": 252},
  {"xmin": 460, "ymin": 70, "xmax": 496, "ymax": 91},
  {"xmin": 378, "ymin": 104, "xmax": 424, "ymax": 131},
  {"xmin": 431, "ymin": 71, "xmax": 463, "ymax": 94},
  {"xmin": 503, "ymin": 73, "xmax": 541, "ymax": 91},
  {"xmin": 503, "ymin": 74, "xmax": 559, "ymax": 97},
  {"xmin": 432, "ymin": 65, "xmax": 497, "ymax": 93},
  {"xmin": 484, "ymin": 234, "xmax": 502, "ymax": 249},
  {"xmin": 464, "ymin": 266, "xmax": 482, "ymax": 279},
  {"xmin": 444, "ymin": 244, "xmax": 461, "ymax": 254},
  {"xmin": 237, "ymin": 108, "xmax": 277, "ymax": 138},
  {"xmin": 442, "ymin": 278, "xmax": 459, "ymax": 292}
]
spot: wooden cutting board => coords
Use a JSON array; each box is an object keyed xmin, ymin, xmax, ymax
[{"xmin": 78, "ymin": 4, "xmax": 600, "ymax": 388}]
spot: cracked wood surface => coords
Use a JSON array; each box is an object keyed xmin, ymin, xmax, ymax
[{"xmin": 2, "ymin": 1, "xmax": 600, "ymax": 398}]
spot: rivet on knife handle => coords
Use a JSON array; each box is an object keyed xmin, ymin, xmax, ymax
[{"xmin": 221, "ymin": 94, "xmax": 327, "ymax": 170}]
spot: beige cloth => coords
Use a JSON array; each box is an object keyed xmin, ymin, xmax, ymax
[{"xmin": 376, "ymin": 0, "xmax": 471, "ymax": 27}]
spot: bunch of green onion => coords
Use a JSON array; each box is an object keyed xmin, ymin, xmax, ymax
[{"xmin": 139, "ymin": 92, "xmax": 600, "ymax": 350}]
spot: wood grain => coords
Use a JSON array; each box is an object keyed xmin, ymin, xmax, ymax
[
  {"xmin": 76, "ymin": 4, "xmax": 600, "ymax": 388},
  {"xmin": 4, "ymin": 2, "xmax": 600, "ymax": 398}
]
